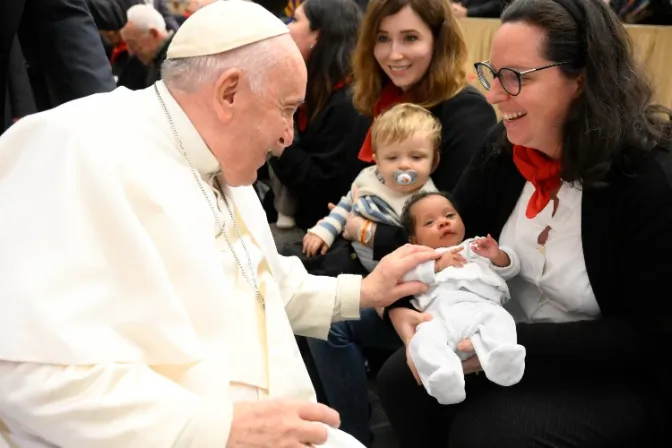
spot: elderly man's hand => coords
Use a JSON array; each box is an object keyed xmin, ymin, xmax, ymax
[
  {"xmin": 228, "ymin": 399, "xmax": 340, "ymax": 447},
  {"xmin": 360, "ymin": 244, "xmax": 441, "ymax": 309}
]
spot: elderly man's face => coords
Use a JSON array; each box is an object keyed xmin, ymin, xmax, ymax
[
  {"xmin": 214, "ymin": 37, "xmax": 307, "ymax": 187},
  {"xmin": 120, "ymin": 23, "xmax": 164, "ymax": 65}
]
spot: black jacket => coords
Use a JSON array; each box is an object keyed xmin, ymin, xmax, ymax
[
  {"xmin": 3, "ymin": 37, "xmax": 36, "ymax": 131},
  {"xmin": 372, "ymin": 85, "xmax": 497, "ymax": 259},
  {"xmin": 462, "ymin": 0, "xmax": 503, "ymax": 18},
  {"xmin": 267, "ymin": 87, "xmax": 371, "ymax": 230},
  {"xmin": 0, "ymin": 0, "xmax": 116, "ymax": 130},
  {"xmin": 390, "ymin": 123, "xmax": 672, "ymax": 399}
]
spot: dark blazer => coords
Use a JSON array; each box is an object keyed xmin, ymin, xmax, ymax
[
  {"xmin": 372, "ymin": 85, "xmax": 498, "ymax": 259},
  {"xmin": 114, "ymin": 51, "xmax": 149, "ymax": 91},
  {"xmin": 0, "ymin": 0, "xmax": 116, "ymax": 131},
  {"xmin": 267, "ymin": 87, "xmax": 371, "ymax": 230},
  {"xmin": 393, "ymin": 123, "xmax": 672, "ymax": 399},
  {"xmin": 3, "ymin": 37, "xmax": 36, "ymax": 131}
]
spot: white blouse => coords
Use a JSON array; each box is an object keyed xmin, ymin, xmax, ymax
[{"xmin": 499, "ymin": 182, "xmax": 601, "ymax": 323}]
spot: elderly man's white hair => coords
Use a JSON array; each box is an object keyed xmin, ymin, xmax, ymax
[
  {"xmin": 161, "ymin": 37, "xmax": 278, "ymax": 95},
  {"xmin": 126, "ymin": 3, "xmax": 167, "ymax": 32}
]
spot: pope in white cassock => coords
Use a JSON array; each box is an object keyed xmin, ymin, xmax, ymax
[{"xmin": 0, "ymin": 1, "xmax": 440, "ymax": 447}]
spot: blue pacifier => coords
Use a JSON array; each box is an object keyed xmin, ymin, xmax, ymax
[{"xmin": 393, "ymin": 170, "xmax": 419, "ymax": 186}]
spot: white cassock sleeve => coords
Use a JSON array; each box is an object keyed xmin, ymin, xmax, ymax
[
  {"xmin": 280, "ymin": 255, "xmax": 362, "ymax": 336},
  {"xmin": 0, "ymin": 362, "xmax": 230, "ymax": 447}
]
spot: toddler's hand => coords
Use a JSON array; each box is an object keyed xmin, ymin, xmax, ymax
[{"xmin": 302, "ymin": 233, "xmax": 328, "ymax": 257}]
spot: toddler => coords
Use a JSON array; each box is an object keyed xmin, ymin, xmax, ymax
[
  {"xmin": 302, "ymin": 103, "xmax": 440, "ymax": 271},
  {"xmin": 401, "ymin": 191, "xmax": 526, "ymax": 404}
]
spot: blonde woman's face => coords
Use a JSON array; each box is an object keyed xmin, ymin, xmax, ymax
[{"xmin": 373, "ymin": 5, "xmax": 434, "ymax": 91}]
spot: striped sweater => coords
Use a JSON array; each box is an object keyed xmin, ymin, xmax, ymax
[{"xmin": 308, "ymin": 166, "xmax": 437, "ymax": 247}]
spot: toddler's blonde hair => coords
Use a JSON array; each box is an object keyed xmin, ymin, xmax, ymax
[{"xmin": 371, "ymin": 103, "xmax": 442, "ymax": 154}]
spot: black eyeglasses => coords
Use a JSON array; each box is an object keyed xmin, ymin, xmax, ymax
[{"xmin": 474, "ymin": 61, "xmax": 569, "ymax": 96}]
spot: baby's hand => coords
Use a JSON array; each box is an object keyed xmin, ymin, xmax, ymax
[
  {"xmin": 435, "ymin": 247, "xmax": 467, "ymax": 272},
  {"xmin": 471, "ymin": 234, "xmax": 509, "ymax": 267},
  {"xmin": 471, "ymin": 234, "xmax": 500, "ymax": 260},
  {"xmin": 302, "ymin": 233, "xmax": 328, "ymax": 257}
]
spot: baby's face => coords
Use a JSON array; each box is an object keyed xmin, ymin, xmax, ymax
[
  {"xmin": 409, "ymin": 194, "xmax": 465, "ymax": 249},
  {"xmin": 373, "ymin": 132, "xmax": 435, "ymax": 193}
]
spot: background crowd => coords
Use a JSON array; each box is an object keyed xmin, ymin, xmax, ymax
[{"xmin": 1, "ymin": 0, "xmax": 670, "ymax": 134}]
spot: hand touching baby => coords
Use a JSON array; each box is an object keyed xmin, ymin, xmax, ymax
[{"xmin": 470, "ymin": 234, "xmax": 511, "ymax": 267}]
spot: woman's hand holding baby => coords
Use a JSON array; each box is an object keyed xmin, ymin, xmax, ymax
[
  {"xmin": 302, "ymin": 233, "xmax": 328, "ymax": 257},
  {"xmin": 471, "ymin": 234, "xmax": 510, "ymax": 267},
  {"xmin": 457, "ymin": 339, "xmax": 483, "ymax": 375},
  {"xmin": 389, "ymin": 307, "xmax": 434, "ymax": 384}
]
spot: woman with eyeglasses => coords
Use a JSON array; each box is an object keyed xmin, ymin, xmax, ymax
[{"xmin": 378, "ymin": 0, "xmax": 672, "ymax": 446}]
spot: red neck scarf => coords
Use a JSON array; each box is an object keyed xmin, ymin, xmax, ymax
[
  {"xmin": 110, "ymin": 41, "xmax": 128, "ymax": 66},
  {"xmin": 297, "ymin": 79, "xmax": 350, "ymax": 132},
  {"xmin": 512, "ymin": 145, "xmax": 562, "ymax": 219},
  {"xmin": 357, "ymin": 83, "xmax": 407, "ymax": 162}
]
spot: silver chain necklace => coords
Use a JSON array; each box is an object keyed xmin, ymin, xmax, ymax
[{"xmin": 154, "ymin": 84, "xmax": 265, "ymax": 308}]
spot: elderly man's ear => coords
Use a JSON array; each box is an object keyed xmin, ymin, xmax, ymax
[{"xmin": 214, "ymin": 68, "xmax": 242, "ymax": 122}]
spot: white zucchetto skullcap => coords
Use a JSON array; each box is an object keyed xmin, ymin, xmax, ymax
[{"xmin": 166, "ymin": 0, "xmax": 289, "ymax": 60}]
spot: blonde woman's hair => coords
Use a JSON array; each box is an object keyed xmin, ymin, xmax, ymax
[
  {"xmin": 352, "ymin": 0, "xmax": 469, "ymax": 116},
  {"xmin": 371, "ymin": 103, "xmax": 442, "ymax": 153}
]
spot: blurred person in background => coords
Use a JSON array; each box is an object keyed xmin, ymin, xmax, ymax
[
  {"xmin": 450, "ymin": 0, "xmax": 503, "ymax": 18},
  {"xmin": 607, "ymin": 0, "xmax": 672, "ymax": 24},
  {"xmin": 88, "ymin": 0, "xmax": 151, "ymax": 90},
  {"xmin": 0, "ymin": 0, "xmax": 116, "ymax": 132},
  {"xmin": 186, "ymin": 0, "xmax": 218, "ymax": 15},
  {"xmin": 121, "ymin": 4, "xmax": 174, "ymax": 85}
]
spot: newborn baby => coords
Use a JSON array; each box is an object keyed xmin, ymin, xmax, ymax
[{"xmin": 401, "ymin": 191, "xmax": 526, "ymax": 404}]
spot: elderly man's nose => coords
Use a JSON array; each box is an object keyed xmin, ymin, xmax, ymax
[{"xmin": 279, "ymin": 124, "xmax": 294, "ymax": 147}]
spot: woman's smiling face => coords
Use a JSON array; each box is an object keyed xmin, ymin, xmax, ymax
[{"xmin": 373, "ymin": 5, "xmax": 434, "ymax": 91}]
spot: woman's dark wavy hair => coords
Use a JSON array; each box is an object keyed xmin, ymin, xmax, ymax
[
  {"xmin": 302, "ymin": 0, "xmax": 362, "ymax": 121},
  {"xmin": 497, "ymin": 0, "xmax": 672, "ymax": 189}
]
